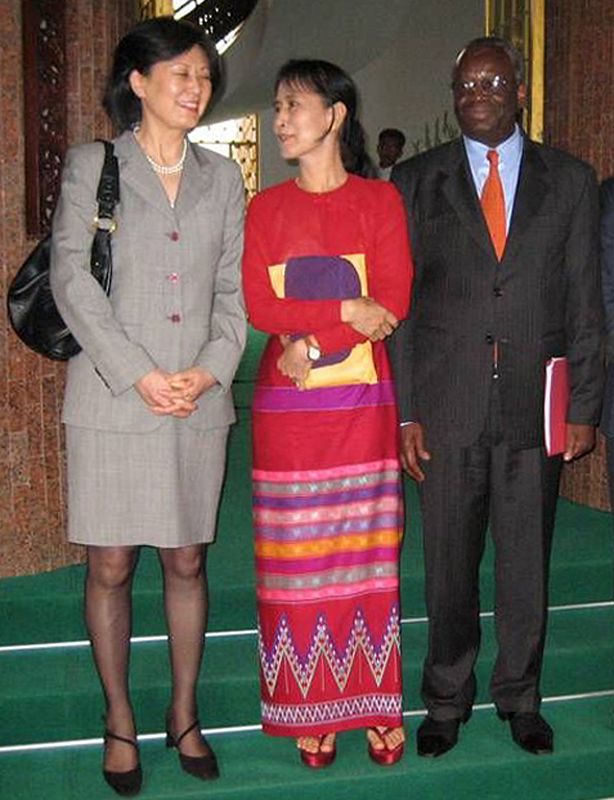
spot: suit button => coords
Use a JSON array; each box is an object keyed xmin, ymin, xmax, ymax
[
  {"xmin": 170, "ymin": 231, "xmax": 179, "ymax": 241},
  {"xmin": 494, "ymin": 287, "xmax": 503, "ymax": 297},
  {"xmin": 485, "ymin": 334, "xmax": 494, "ymax": 344}
]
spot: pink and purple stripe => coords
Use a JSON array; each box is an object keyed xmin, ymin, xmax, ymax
[
  {"xmin": 254, "ymin": 459, "xmax": 402, "ymax": 602},
  {"xmin": 253, "ymin": 380, "xmax": 396, "ymax": 413}
]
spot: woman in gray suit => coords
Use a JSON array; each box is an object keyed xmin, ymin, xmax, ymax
[{"xmin": 50, "ymin": 17, "xmax": 245, "ymax": 795}]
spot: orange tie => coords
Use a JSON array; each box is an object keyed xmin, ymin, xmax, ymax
[{"xmin": 481, "ymin": 149, "xmax": 506, "ymax": 260}]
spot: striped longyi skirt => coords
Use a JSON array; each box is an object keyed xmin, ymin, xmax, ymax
[{"xmin": 252, "ymin": 379, "xmax": 404, "ymax": 736}]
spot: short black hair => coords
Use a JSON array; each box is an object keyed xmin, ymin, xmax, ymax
[
  {"xmin": 103, "ymin": 16, "xmax": 222, "ymax": 131},
  {"xmin": 378, "ymin": 128, "xmax": 406, "ymax": 148}
]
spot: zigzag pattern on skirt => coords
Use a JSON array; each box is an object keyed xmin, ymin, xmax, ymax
[
  {"xmin": 259, "ymin": 605, "xmax": 401, "ymax": 698},
  {"xmin": 261, "ymin": 693, "xmax": 403, "ymax": 727}
]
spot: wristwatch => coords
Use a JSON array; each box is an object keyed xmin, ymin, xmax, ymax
[{"xmin": 306, "ymin": 343, "xmax": 321, "ymax": 361}]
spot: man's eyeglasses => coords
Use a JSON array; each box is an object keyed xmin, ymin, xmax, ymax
[{"xmin": 452, "ymin": 75, "xmax": 510, "ymax": 96}]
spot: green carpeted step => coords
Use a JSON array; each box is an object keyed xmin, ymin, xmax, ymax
[
  {"xmin": 1, "ymin": 327, "xmax": 613, "ymax": 800},
  {"xmin": 0, "ymin": 635, "xmax": 259, "ymax": 747},
  {"xmin": 0, "ymin": 415, "xmax": 257, "ymax": 646},
  {"xmin": 397, "ymin": 486, "xmax": 614, "ymax": 617},
  {"xmin": 1, "ymin": 606, "xmax": 612, "ymax": 747},
  {"xmin": 1, "ymin": 696, "xmax": 614, "ymax": 800},
  {"xmin": 1, "ymin": 489, "xmax": 611, "ymax": 646},
  {"xmin": 232, "ymin": 326, "xmax": 267, "ymax": 383}
]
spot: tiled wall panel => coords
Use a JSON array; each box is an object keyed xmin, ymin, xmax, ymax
[
  {"xmin": 0, "ymin": 0, "xmax": 134, "ymax": 576},
  {"xmin": 545, "ymin": 0, "xmax": 614, "ymax": 510}
]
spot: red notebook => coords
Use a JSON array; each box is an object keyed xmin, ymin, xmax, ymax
[{"xmin": 544, "ymin": 357, "xmax": 569, "ymax": 456}]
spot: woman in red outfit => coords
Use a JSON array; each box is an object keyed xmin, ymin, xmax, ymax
[{"xmin": 242, "ymin": 60, "xmax": 413, "ymax": 768}]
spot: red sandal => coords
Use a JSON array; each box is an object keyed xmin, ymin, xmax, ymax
[
  {"xmin": 367, "ymin": 727, "xmax": 404, "ymax": 766},
  {"xmin": 298, "ymin": 734, "xmax": 337, "ymax": 768}
]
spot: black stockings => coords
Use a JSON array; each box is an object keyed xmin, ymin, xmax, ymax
[
  {"xmin": 85, "ymin": 545, "xmax": 139, "ymax": 771},
  {"xmin": 85, "ymin": 543, "xmax": 210, "ymax": 768},
  {"xmin": 159, "ymin": 545, "xmax": 211, "ymax": 757}
]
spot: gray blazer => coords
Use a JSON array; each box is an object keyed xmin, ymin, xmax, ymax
[{"xmin": 50, "ymin": 130, "xmax": 246, "ymax": 433}]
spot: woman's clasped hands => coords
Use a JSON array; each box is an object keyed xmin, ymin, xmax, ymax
[
  {"xmin": 341, "ymin": 297, "xmax": 399, "ymax": 340},
  {"xmin": 277, "ymin": 335, "xmax": 312, "ymax": 390},
  {"xmin": 135, "ymin": 367, "xmax": 218, "ymax": 417},
  {"xmin": 276, "ymin": 298, "xmax": 399, "ymax": 390}
]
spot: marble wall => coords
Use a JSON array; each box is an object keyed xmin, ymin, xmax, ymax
[
  {"xmin": 0, "ymin": 0, "xmax": 134, "ymax": 577},
  {"xmin": 545, "ymin": 0, "xmax": 614, "ymax": 510}
]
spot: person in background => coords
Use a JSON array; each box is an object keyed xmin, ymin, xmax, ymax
[
  {"xmin": 50, "ymin": 17, "xmax": 245, "ymax": 795},
  {"xmin": 388, "ymin": 36, "xmax": 602, "ymax": 760},
  {"xmin": 376, "ymin": 128, "xmax": 406, "ymax": 179},
  {"xmin": 243, "ymin": 59, "xmax": 412, "ymax": 769}
]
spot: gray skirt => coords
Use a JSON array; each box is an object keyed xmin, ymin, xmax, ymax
[{"xmin": 66, "ymin": 423, "xmax": 229, "ymax": 547}]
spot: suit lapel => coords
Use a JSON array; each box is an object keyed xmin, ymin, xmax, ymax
[
  {"xmin": 173, "ymin": 143, "xmax": 214, "ymax": 218},
  {"xmin": 441, "ymin": 140, "xmax": 495, "ymax": 259},
  {"xmin": 114, "ymin": 133, "xmax": 217, "ymax": 223},
  {"xmin": 503, "ymin": 138, "xmax": 550, "ymax": 263},
  {"xmin": 113, "ymin": 130, "xmax": 178, "ymax": 223},
  {"xmin": 441, "ymin": 136, "xmax": 551, "ymax": 264}
]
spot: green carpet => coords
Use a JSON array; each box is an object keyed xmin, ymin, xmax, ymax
[
  {"xmin": 1, "ymin": 459, "xmax": 611, "ymax": 645},
  {"xmin": 1, "ymin": 607, "xmax": 613, "ymax": 747},
  {"xmin": 3, "ymin": 699, "xmax": 614, "ymax": 800},
  {"xmin": 1, "ymin": 327, "xmax": 613, "ymax": 799}
]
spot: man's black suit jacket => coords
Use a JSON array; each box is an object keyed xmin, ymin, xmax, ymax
[{"xmin": 388, "ymin": 136, "xmax": 603, "ymax": 449}]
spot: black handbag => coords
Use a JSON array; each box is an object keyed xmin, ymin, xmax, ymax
[{"xmin": 7, "ymin": 140, "xmax": 119, "ymax": 360}]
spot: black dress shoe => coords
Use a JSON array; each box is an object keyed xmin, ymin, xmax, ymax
[
  {"xmin": 498, "ymin": 711, "xmax": 553, "ymax": 755},
  {"xmin": 166, "ymin": 718, "xmax": 219, "ymax": 780},
  {"xmin": 416, "ymin": 710, "xmax": 471, "ymax": 758},
  {"xmin": 102, "ymin": 730, "xmax": 143, "ymax": 796}
]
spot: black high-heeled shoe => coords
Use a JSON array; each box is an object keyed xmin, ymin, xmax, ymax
[
  {"xmin": 102, "ymin": 730, "xmax": 143, "ymax": 796},
  {"xmin": 165, "ymin": 718, "xmax": 219, "ymax": 780}
]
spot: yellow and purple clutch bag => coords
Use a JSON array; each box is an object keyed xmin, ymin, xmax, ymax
[{"xmin": 267, "ymin": 253, "xmax": 377, "ymax": 389}]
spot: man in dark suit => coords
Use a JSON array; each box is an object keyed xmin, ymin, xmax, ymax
[{"xmin": 388, "ymin": 37, "xmax": 603, "ymax": 758}]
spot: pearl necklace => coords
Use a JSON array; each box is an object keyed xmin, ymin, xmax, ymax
[{"xmin": 143, "ymin": 138, "xmax": 188, "ymax": 175}]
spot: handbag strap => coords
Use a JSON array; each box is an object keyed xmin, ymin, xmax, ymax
[{"xmin": 94, "ymin": 140, "xmax": 119, "ymax": 229}]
